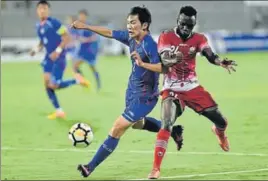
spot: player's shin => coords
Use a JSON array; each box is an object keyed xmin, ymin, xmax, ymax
[
  {"xmin": 202, "ymin": 108, "xmax": 228, "ymax": 131},
  {"xmin": 151, "ymin": 97, "xmax": 177, "ymax": 171},
  {"xmin": 93, "ymin": 71, "xmax": 101, "ymax": 90},
  {"xmin": 88, "ymin": 135, "xmax": 119, "ymax": 171},
  {"xmin": 202, "ymin": 108, "xmax": 230, "ymax": 151},
  {"xmin": 153, "ymin": 128, "xmax": 171, "ymax": 171},
  {"xmin": 86, "ymin": 116, "xmax": 130, "ymax": 172},
  {"xmin": 46, "ymin": 88, "xmax": 60, "ymax": 109}
]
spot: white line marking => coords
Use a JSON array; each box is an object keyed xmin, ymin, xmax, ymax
[
  {"xmin": 130, "ymin": 168, "xmax": 268, "ymax": 180},
  {"xmin": 2, "ymin": 147, "xmax": 268, "ymax": 157}
]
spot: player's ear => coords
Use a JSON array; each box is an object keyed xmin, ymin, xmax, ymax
[{"xmin": 142, "ymin": 22, "xmax": 148, "ymax": 31}]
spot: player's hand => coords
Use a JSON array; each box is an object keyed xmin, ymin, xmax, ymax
[
  {"xmin": 49, "ymin": 51, "xmax": 60, "ymax": 61},
  {"xmin": 220, "ymin": 58, "xmax": 237, "ymax": 74},
  {"xmin": 29, "ymin": 49, "xmax": 36, "ymax": 57},
  {"xmin": 71, "ymin": 20, "xmax": 87, "ymax": 29},
  {"xmin": 131, "ymin": 51, "xmax": 144, "ymax": 67}
]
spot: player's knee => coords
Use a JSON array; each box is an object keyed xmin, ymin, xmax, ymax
[
  {"xmin": 161, "ymin": 119, "xmax": 173, "ymax": 132},
  {"xmin": 47, "ymin": 83, "xmax": 59, "ymax": 90},
  {"xmin": 202, "ymin": 108, "xmax": 227, "ymax": 129},
  {"xmin": 109, "ymin": 117, "xmax": 131, "ymax": 138}
]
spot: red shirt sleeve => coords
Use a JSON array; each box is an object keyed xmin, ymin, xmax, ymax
[
  {"xmin": 157, "ymin": 33, "xmax": 172, "ymax": 54},
  {"xmin": 197, "ymin": 34, "xmax": 210, "ymax": 52}
]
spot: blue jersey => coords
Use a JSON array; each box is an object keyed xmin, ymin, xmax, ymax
[
  {"xmin": 112, "ymin": 30, "xmax": 160, "ymax": 98},
  {"xmin": 76, "ymin": 28, "xmax": 99, "ymax": 56},
  {"xmin": 36, "ymin": 17, "xmax": 66, "ymax": 60}
]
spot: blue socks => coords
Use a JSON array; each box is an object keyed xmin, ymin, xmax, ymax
[
  {"xmin": 86, "ymin": 118, "xmax": 160, "ymax": 172},
  {"xmin": 93, "ymin": 71, "xmax": 101, "ymax": 90},
  {"xmin": 46, "ymin": 88, "xmax": 60, "ymax": 109},
  {"xmin": 58, "ymin": 79, "xmax": 77, "ymax": 89},
  {"xmin": 88, "ymin": 135, "xmax": 119, "ymax": 170},
  {"xmin": 143, "ymin": 117, "xmax": 162, "ymax": 132}
]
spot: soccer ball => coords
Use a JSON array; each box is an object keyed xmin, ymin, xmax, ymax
[{"xmin": 68, "ymin": 123, "xmax": 94, "ymax": 147}]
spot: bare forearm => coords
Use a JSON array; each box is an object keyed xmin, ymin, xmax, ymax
[
  {"xmin": 38, "ymin": 41, "xmax": 43, "ymax": 50},
  {"xmin": 141, "ymin": 63, "xmax": 162, "ymax": 73},
  {"xmin": 201, "ymin": 47, "xmax": 221, "ymax": 66},
  {"xmin": 58, "ymin": 33, "xmax": 70, "ymax": 49},
  {"xmin": 84, "ymin": 25, "xmax": 113, "ymax": 38},
  {"xmin": 32, "ymin": 41, "xmax": 43, "ymax": 52}
]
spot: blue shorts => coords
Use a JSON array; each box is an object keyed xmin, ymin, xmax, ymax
[
  {"xmin": 41, "ymin": 57, "xmax": 66, "ymax": 85},
  {"xmin": 76, "ymin": 52, "xmax": 98, "ymax": 66},
  {"xmin": 122, "ymin": 96, "xmax": 158, "ymax": 123}
]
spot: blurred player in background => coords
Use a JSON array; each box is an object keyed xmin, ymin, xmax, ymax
[
  {"xmin": 65, "ymin": 15, "xmax": 79, "ymax": 63},
  {"xmin": 72, "ymin": 6, "xmax": 184, "ymax": 177},
  {"xmin": 148, "ymin": 6, "xmax": 238, "ymax": 179},
  {"xmin": 73, "ymin": 10, "xmax": 101, "ymax": 91},
  {"xmin": 30, "ymin": 0, "xmax": 89, "ymax": 120}
]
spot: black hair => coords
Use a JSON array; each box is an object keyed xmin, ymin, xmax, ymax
[
  {"xmin": 37, "ymin": 0, "xmax": 50, "ymax": 7},
  {"xmin": 79, "ymin": 9, "xmax": 88, "ymax": 16},
  {"xmin": 129, "ymin": 5, "xmax": 152, "ymax": 31},
  {"xmin": 179, "ymin": 6, "xmax": 197, "ymax": 17}
]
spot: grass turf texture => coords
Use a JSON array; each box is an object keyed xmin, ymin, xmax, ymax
[{"xmin": 2, "ymin": 52, "xmax": 268, "ymax": 180}]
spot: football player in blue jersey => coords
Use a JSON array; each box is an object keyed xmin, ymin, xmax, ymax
[
  {"xmin": 72, "ymin": 6, "xmax": 183, "ymax": 177},
  {"xmin": 30, "ymin": 0, "xmax": 90, "ymax": 119},
  {"xmin": 73, "ymin": 10, "xmax": 101, "ymax": 91}
]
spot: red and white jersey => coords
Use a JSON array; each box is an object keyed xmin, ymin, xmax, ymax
[{"xmin": 158, "ymin": 27, "xmax": 210, "ymax": 92}]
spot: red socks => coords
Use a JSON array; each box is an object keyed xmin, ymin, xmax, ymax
[{"xmin": 153, "ymin": 129, "xmax": 171, "ymax": 170}]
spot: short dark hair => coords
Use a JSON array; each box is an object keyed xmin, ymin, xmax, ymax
[
  {"xmin": 37, "ymin": 0, "xmax": 50, "ymax": 7},
  {"xmin": 129, "ymin": 5, "xmax": 152, "ymax": 31},
  {"xmin": 79, "ymin": 9, "xmax": 88, "ymax": 16},
  {"xmin": 180, "ymin": 6, "xmax": 197, "ymax": 17}
]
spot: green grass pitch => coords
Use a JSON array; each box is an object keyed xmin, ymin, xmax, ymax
[{"xmin": 2, "ymin": 52, "xmax": 268, "ymax": 180}]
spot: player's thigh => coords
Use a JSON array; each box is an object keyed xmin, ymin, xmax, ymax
[
  {"xmin": 42, "ymin": 61, "xmax": 53, "ymax": 86},
  {"xmin": 51, "ymin": 59, "xmax": 67, "ymax": 85},
  {"xmin": 109, "ymin": 115, "xmax": 134, "ymax": 138},
  {"xmin": 122, "ymin": 96, "xmax": 158, "ymax": 123},
  {"xmin": 184, "ymin": 85, "xmax": 218, "ymax": 113},
  {"xmin": 161, "ymin": 90, "xmax": 185, "ymax": 118}
]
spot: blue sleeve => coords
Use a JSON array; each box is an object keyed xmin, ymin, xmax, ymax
[
  {"xmin": 84, "ymin": 30, "xmax": 93, "ymax": 37},
  {"xmin": 146, "ymin": 39, "xmax": 160, "ymax": 64},
  {"xmin": 112, "ymin": 30, "xmax": 129, "ymax": 46}
]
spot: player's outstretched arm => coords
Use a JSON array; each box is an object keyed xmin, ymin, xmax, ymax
[
  {"xmin": 201, "ymin": 47, "xmax": 237, "ymax": 74},
  {"xmin": 72, "ymin": 20, "xmax": 112, "ymax": 38}
]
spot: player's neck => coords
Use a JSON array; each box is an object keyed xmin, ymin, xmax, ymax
[
  {"xmin": 135, "ymin": 31, "xmax": 148, "ymax": 44},
  {"xmin": 40, "ymin": 17, "xmax": 48, "ymax": 24}
]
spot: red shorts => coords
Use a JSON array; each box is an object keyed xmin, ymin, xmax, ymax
[{"xmin": 161, "ymin": 86, "xmax": 217, "ymax": 113}]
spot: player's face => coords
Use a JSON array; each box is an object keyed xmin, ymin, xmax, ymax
[
  {"xmin": 127, "ymin": 15, "xmax": 145, "ymax": 38},
  {"xmin": 36, "ymin": 4, "xmax": 49, "ymax": 20},
  {"xmin": 177, "ymin": 13, "xmax": 196, "ymax": 38},
  {"xmin": 78, "ymin": 13, "xmax": 87, "ymax": 23}
]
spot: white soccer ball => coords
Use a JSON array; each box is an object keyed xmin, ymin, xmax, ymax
[{"xmin": 68, "ymin": 123, "xmax": 94, "ymax": 147}]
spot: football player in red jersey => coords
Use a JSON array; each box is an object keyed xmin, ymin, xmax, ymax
[{"xmin": 147, "ymin": 6, "xmax": 237, "ymax": 179}]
